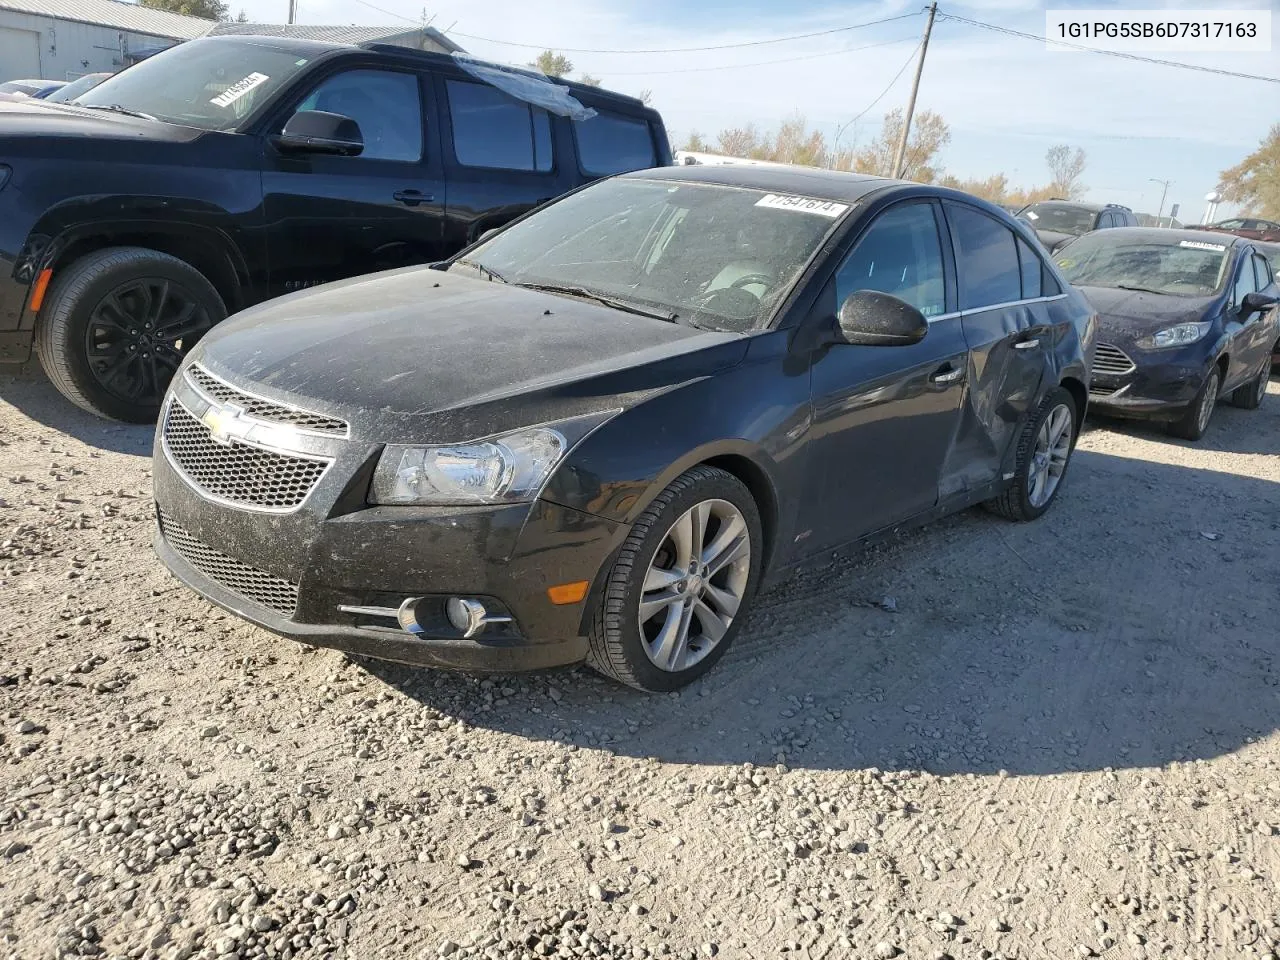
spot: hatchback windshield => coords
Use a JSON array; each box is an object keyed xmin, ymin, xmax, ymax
[
  {"xmin": 76, "ymin": 38, "xmax": 315, "ymax": 130},
  {"xmin": 1020, "ymin": 204, "xmax": 1098, "ymax": 236},
  {"xmin": 451, "ymin": 178, "xmax": 847, "ymax": 332},
  {"xmin": 1056, "ymin": 233, "xmax": 1230, "ymax": 297}
]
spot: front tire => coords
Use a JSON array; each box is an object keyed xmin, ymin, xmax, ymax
[
  {"xmin": 1169, "ymin": 367, "xmax": 1220, "ymax": 440},
  {"xmin": 36, "ymin": 247, "xmax": 225, "ymax": 422},
  {"xmin": 587, "ymin": 466, "xmax": 762, "ymax": 692},
  {"xmin": 1229, "ymin": 362, "xmax": 1268, "ymax": 410},
  {"xmin": 985, "ymin": 386, "xmax": 1078, "ymax": 522}
]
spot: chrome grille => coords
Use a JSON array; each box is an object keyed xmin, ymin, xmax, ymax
[
  {"xmin": 158, "ymin": 511, "xmax": 298, "ymax": 617},
  {"xmin": 1093, "ymin": 343, "xmax": 1136, "ymax": 376},
  {"xmin": 186, "ymin": 365, "xmax": 348, "ymax": 435},
  {"xmin": 163, "ymin": 401, "xmax": 329, "ymax": 511}
]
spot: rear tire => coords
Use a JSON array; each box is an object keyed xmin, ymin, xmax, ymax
[
  {"xmin": 985, "ymin": 386, "xmax": 1078, "ymax": 522},
  {"xmin": 1169, "ymin": 367, "xmax": 1220, "ymax": 441},
  {"xmin": 36, "ymin": 247, "xmax": 225, "ymax": 423},
  {"xmin": 586, "ymin": 466, "xmax": 762, "ymax": 692},
  {"xmin": 1229, "ymin": 362, "xmax": 1268, "ymax": 410}
]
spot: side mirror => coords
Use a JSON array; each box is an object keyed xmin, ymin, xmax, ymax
[
  {"xmin": 835, "ymin": 290, "xmax": 929, "ymax": 346},
  {"xmin": 273, "ymin": 110, "xmax": 363, "ymax": 157},
  {"xmin": 1241, "ymin": 290, "xmax": 1278, "ymax": 316}
]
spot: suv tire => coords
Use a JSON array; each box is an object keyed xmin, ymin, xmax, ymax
[{"xmin": 36, "ymin": 247, "xmax": 225, "ymax": 422}]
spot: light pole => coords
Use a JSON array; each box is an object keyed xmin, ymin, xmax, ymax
[
  {"xmin": 1149, "ymin": 178, "xmax": 1172, "ymax": 227},
  {"xmin": 830, "ymin": 119, "xmax": 857, "ymax": 169}
]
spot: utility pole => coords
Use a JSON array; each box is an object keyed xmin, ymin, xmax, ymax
[
  {"xmin": 1149, "ymin": 178, "xmax": 1172, "ymax": 226},
  {"xmin": 287, "ymin": 0, "xmax": 296, "ymax": 24},
  {"xmin": 891, "ymin": 1, "xmax": 938, "ymax": 180}
]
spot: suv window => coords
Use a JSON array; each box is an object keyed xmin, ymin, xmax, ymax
[
  {"xmin": 834, "ymin": 202, "xmax": 946, "ymax": 319},
  {"xmin": 1096, "ymin": 212, "xmax": 1114, "ymax": 229},
  {"xmin": 295, "ymin": 70, "xmax": 423, "ymax": 162},
  {"xmin": 573, "ymin": 112, "xmax": 656, "ymax": 176},
  {"xmin": 946, "ymin": 203, "xmax": 1022, "ymax": 310},
  {"xmin": 446, "ymin": 79, "xmax": 553, "ymax": 172}
]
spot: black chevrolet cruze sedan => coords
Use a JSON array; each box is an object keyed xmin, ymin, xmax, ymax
[
  {"xmin": 152, "ymin": 166, "xmax": 1095, "ymax": 691},
  {"xmin": 1055, "ymin": 228, "xmax": 1278, "ymax": 440}
]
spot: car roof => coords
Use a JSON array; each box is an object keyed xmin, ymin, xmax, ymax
[
  {"xmin": 1024, "ymin": 199, "xmax": 1108, "ymax": 212},
  {"xmin": 621, "ymin": 163, "xmax": 905, "ymax": 203},
  {"xmin": 1089, "ymin": 226, "xmax": 1248, "ymax": 247}
]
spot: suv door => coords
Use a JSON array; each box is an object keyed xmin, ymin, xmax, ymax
[
  {"xmin": 943, "ymin": 201, "xmax": 1063, "ymax": 488},
  {"xmin": 261, "ymin": 65, "xmax": 447, "ymax": 297},
  {"xmin": 803, "ymin": 200, "xmax": 968, "ymax": 549},
  {"xmin": 437, "ymin": 75, "xmax": 571, "ymax": 250}
]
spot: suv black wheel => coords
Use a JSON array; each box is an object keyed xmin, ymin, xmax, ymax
[
  {"xmin": 1169, "ymin": 367, "xmax": 1220, "ymax": 441},
  {"xmin": 587, "ymin": 465, "xmax": 762, "ymax": 692},
  {"xmin": 985, "ymin": 386, "xmax": 1078, "ymax": 522},
  {"xmin": 36, "ymin": 247, "xmax": 225, "ymax": 422}
]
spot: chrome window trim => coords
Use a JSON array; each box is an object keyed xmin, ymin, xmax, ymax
[
  {"xmin": 185, "ymin": 363, "xmax": 350, "ymax": 439},
  {"xmin": 160, "ymin": 396, "xmax": 335, "ymax": 515},
  {"xmin": 924, "ymin": 293, "xmax": 1067, "ymax": 324}
]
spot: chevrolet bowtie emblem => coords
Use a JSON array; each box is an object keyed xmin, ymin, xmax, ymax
[{"xmin": 200, "ymin": 401, "xmax": 249, "ymax": 446}]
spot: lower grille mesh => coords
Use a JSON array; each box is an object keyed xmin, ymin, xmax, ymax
[{"xmin": 158, "ymin": 511, "xmax": 298, "ymax": 618}]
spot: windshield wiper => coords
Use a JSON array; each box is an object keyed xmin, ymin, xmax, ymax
[
  {"xmin": 454, "ymin": 258, "xmax": 508, "ymax": 283},
  {"xmin": 79, "ymin": 103, "xmax": 160, "ymax": 122},
  {"xmin": 1115, "ymin": 284, "xmax": 1167, "ymax": 295},
  {"xmin": 516, "ymin": 283, "xmax": 679, "ymax": 323}
]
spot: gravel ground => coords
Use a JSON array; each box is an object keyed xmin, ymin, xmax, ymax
[{"xmin": 2, "ymin": 365, "xmax": 1279, "ymax": 960}]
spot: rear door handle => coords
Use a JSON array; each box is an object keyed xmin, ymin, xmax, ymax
[
  {"xmin": 1013, "ymin": 338, "xmax": 1040, "ymax": 350},
  {"xmin": 931, "ymin": 365, "xmax": 965, "ymax": 384},
  {"xmin": 393, "ymin": 189, "xmax": 433, "ymax": 206}
]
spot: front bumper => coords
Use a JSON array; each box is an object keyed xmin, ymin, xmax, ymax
[
  {"xmin": 1088, "ymin": 343, "xmax": 1211, "ymax": 422},
  {"xmin": 151, "ymin": 372, "xmax": 625, "ymax": 673}
]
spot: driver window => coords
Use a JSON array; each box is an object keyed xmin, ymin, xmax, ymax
[
  {"xmin": 835, "ymin": 203, "xmax": 947, "ymax": 318},
  {"xmin": 290, "ymin": 70, "xmax": 423, "ymax": 163},
  {"xmin": 1232, "ymin": 255, "xmax": 1259, "ymax": 309}
]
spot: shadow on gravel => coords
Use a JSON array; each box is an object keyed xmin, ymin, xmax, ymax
[
  {"xmin": 0, "ymin": 367, "xmax": 153, "ymax": 456},
  {"xmin": 362, "ymin": 448, "xmax": 1280, "ymax": 778},
  {"xmin": 1085, "ymin": 381, "xmax": 1280, "ymax": 457}
]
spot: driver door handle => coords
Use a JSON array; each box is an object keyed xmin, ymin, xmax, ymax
[
  {"xmin": 393, "ymin": 189, "xmax": 433, "ymax": 206},
  {"xmin": 931, "ymin": 364, "xmax": 965, "ymax": 384},
  {"xmin": 1013, "ymin": 337, "xmax": 1040, "ymax": 350}
]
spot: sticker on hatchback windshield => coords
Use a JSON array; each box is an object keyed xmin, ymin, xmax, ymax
[
  {"xmin": 754, "ymin": 194, "xmax": 849, "ymax": 218},
  {"xmin": 210, "ymin": 73, "xmax": 270, "ymax": 108},
  {"xmin": 1179, "ymin": 240, "xmax": 1226, "ymax": 252}
]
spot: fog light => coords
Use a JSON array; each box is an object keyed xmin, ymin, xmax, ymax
[{"xmin": 446, "ymin": 597, "xmax": 487, "ymax": 638}]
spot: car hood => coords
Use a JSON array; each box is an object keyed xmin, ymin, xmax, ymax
[
  {"xmin": 1033, "ymin": 228, "xmax": 1078, "ymax": 251},
  {"xmin": 1077, "ymin": 285, "xmax": 1217, "ymax": 339},
  {"xmin": 0, "ymin": 98, "xmax": 203, "ymax": 144},
  {"xmin": 191, "ymin": 267, "xmax": 748, "ymax": 443}
]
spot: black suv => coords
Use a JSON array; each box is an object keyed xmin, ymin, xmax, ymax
[
  {"xmin": 0, "ymin": 36, "xmax": 670, "ymax": 421},
  {"xmin": 1016, "ymin": 200, "xmax": 1137, "ymax": 254}
]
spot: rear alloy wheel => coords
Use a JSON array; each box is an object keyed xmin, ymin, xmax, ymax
[
  {"xmin": 985, "ymin": 386, "xmax": 1078, "ymax": 522},
  {"xmin": 1170, "ymin": 367, "xmax": 1221, "ymax": 441},
  {"xmin": 1228, "ymin": 362, "xmax": 1268, "ymax": 410},
  {"xmin": 36, "ymin": 247, "xmax": 225, "ymax": 422},
  {"xmin": 587, "ymin": 466, "xmax": 762, "ymax": 692}
]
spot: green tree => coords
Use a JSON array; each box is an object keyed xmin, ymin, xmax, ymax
[
  {"xmin": 529, "ymin": 50, "xmax": 574, "ymax": 79},
  {"xmin": 1045, "ymin": 144, "xmax": 1087, "ymax": 199},
  {"xmin": 1218, "ymin": 124, "xmax": 1280, "ymax": 219},
  {"xmin": 139, "ymin": 0, "xmax": 230, "ymax": 19}
]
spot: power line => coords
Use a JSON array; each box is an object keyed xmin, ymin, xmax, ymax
[
  {"xmin": 604, "ymin": 35, "xmax": 917, "ymax": 77},
  {"xmin": 348, "ymin": 0, "xmax": 419, "ymax": 24},
  {"xmin": 846, "ymin": 39, "xmax": 924, "ymax": 124},
  {"xmin": 447, "ymin": 12, "xmax": 921, "ymax": 54},
  {"xmin": 937, "ymin": 11, "xmax": 1280, "ymax": 84}
]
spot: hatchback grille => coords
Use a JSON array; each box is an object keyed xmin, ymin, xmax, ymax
[
  {"xmin": 1093, "ymin": 343, "xmax": 1136, "ymax": 376},
  {"xmin": 158, "ymin": 511, "xmax": 298, "ymax": 618},
  {"xmin": 186, "ymin": 365, "xmax": 348, "ymax": 435},
  {"xmin": 162, "ymin": 401, "xmax": 330, "ymax": 511}
]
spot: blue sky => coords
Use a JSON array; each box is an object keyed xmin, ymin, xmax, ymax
[{"xmin": 233, "ymin": 0, "xmax": 1279, "ymax": 220}]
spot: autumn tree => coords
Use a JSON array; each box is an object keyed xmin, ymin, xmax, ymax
[
  {"xmin": 529, "ymin": 50, "xmax": 574, "ymax": 78},
  {"xmin": 139, "ymin": 0, "xmax": 229, "ymax": 18},
  {"xmin": 938, "ymin": 173, "xmax": 1011, "ymax": 205},
  {"xmin": 682, "ymin": 131, "xmax": 710, "ymax": 152},
  {"xmin": 1045, "ymin": 144, "xmax": 1087, "ymax": 199},
  {"xmin": 1218, "ymin": 124, "xmax": 1280, "ymax": 219},
  {"xmin": 578, "ymin": 74, "xmax": 602, "ymax": 87},
  {"xmin": 716, "ymin": 124, "xmax": 763, "ymax": 159},
  {"xmin": 768, "ymin": 113, "xmax": 828, "ymax": 167},
  {"xmin": 852, "ymin": 109, "xmax": 950, "ymax": 182}
]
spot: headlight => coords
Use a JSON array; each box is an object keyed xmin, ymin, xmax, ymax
[
  {"xmin": 1139, "ymin": 321, "xmax": 1212, "ymax": 350},
  {"xmin": 370, "ymin": 412, "xmax": 617, "ymax": 505}
]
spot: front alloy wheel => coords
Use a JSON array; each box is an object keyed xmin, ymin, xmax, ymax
[
  {"xmin": 1170, "ymin": 368, "xmax": 1220, "ymax": 440},
  {"xmin": 587, "ymin": 465, "xmax": 762, "ymax": 691}
]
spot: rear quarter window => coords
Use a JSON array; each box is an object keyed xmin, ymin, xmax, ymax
[{"xmin": 572, "ymin": 111, "xmax": 657, "ymax": 176}]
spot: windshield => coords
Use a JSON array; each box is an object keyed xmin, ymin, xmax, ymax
[
  {"xmin": 450, "ymin": 178, "xmax": 848, "ymax": 332},
  {"xmin": 76, "ymin": 38, "xmax": 314, "ymax": 130},
  {"xmin": 45, "ymin": 73, "xmax": 110, "ymax": 103},
  {"xmin": 1021, "ymin": 204, "xmax": 1096, "ymax": 236},
  {"xmin": 1056, "ymin": 233, "xmax": 1230, "ymax": 297}
]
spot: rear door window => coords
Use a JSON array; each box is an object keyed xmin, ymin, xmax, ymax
[
  {"xmin": 446, "ymin": 79, "xmax": 553, "ymax": 172},
  {"xmin": 572, "ymin": 111, "xmax": 657, "ymax": 176},
  {"xmin": 945, "ymin": 203, "xmax": 1023, "ymax": 310}
]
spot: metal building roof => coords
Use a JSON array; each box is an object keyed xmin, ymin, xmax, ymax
[
  {"xmin": 203, "ymin": 21, "xmax": 463, "ymax": 52},
  {"xmin": 0, "ymin": 0, "xmax": 212, "ymax": 39}
]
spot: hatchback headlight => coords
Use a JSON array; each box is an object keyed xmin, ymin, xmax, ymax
[
  {"xmin": 1139, "ymin": 321, "xmax": 1211, "ymax": 349},
  {"xmin": 370, "ymin": 412, "xmax": 617, "ymax": 506}
]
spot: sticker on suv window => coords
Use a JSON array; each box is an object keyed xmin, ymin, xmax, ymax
[
  {"xmin": 1179, "ymin": 240, "xmax": 1226, "ymax": 252},
  {"xmin": 210, "ymin": 73, "xmax": 270, "ymax": 108},
  {"xmin": 754, "ymin": 194, "xmax": 849, "ymax": 218}
]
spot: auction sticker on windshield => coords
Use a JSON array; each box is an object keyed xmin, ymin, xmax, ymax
[
  {"xmin": 755, "ymin": 194, "xmax": 849, "ymax": 218},
  {"xmin": 211, "ymin": 73, "xmax": 270, "ymax": 108},
  {"xmin": 1179, "ymin": 240, "xmax": 1226, "ymax": 252}
]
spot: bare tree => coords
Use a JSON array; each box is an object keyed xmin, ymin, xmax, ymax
[
  {"xmin": 716, "ymin": 125, "xmax": 763, "ymax": 159},
  {"xmin": 852, "ymin": 109, "xmax": 950, "ymax": 182},
  {"xmin": 1218, "ymin": 124, "xmax": 1280, "ymax": 219},
  {"xmin": 529, "ymin": 50, "xmax": 574, "ymax": 79},
  {"xmin": 1045, "ymin": 145, "xmax": 1087, "ymax": 199},
  {"xmin": 638, "ymin": 89, "xmax": 653, "ymax": 106},
  {"xmin": 769, "ymin": 114, "xmax": 827, "ymax": 167},
  {"xmin": 683, "ymin": 131, "xmax": 710, "ymax": 152},
  {"xmin": 577, "ymin": 74, "xmax": 602, "ymax": 87}
]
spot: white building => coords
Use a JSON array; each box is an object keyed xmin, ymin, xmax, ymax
[{"xmin": 0, "ymin": 0, "xmax": 209, "ymax": 83}]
